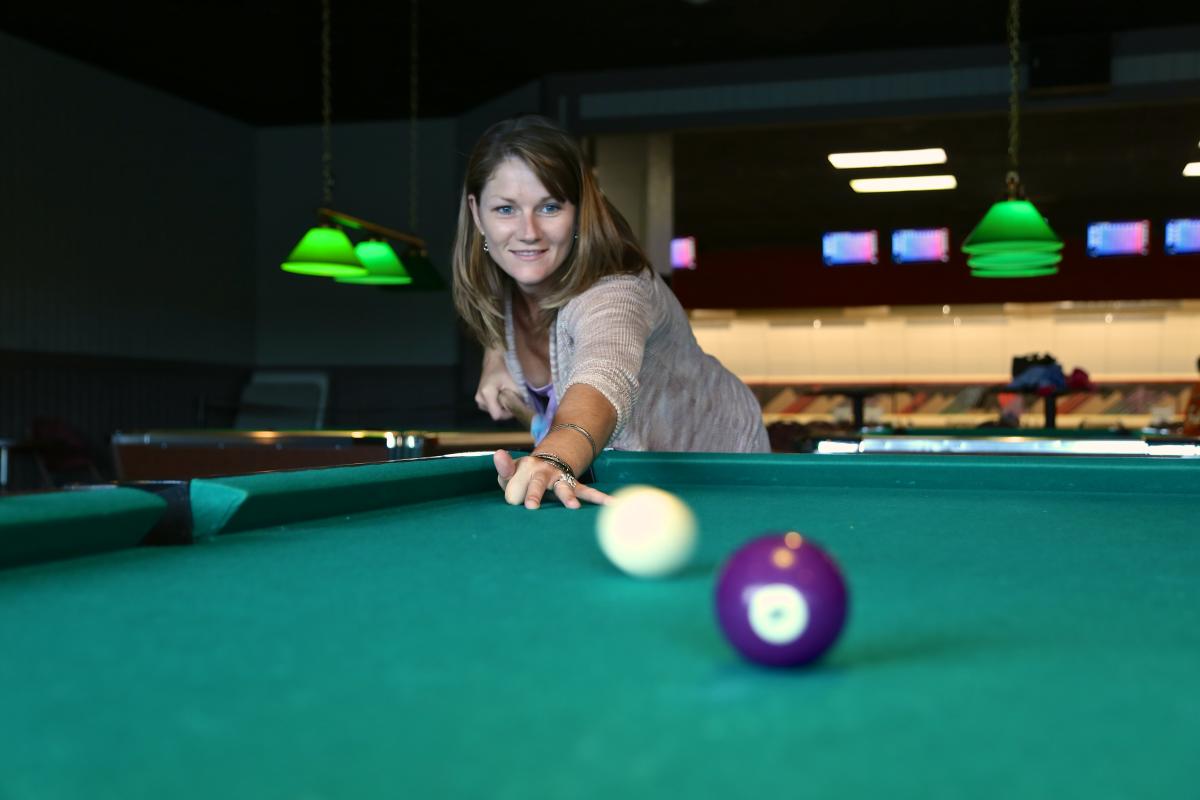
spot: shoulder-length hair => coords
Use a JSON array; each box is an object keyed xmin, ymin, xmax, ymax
[{"xmin": 452, "ymin": 114, "xmax": 651, "ymax": 349}]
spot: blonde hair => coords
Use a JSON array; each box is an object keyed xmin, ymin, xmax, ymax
[{"xmin": 452, "ymin": 115, "xmax": 651, "ymax": 348}]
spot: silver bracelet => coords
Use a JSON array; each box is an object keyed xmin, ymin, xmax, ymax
[
  {"xmin": 550, "ymin": 423, "xmax": 598, "ymax": 458},
  {"xmin": 532, "ymin": 451, "xmax": 576, "ymax": 480}
]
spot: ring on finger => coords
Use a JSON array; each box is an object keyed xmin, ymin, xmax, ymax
[{"xmin": 550, "ymin": 472, "xmax": 578, "ymax": 492}]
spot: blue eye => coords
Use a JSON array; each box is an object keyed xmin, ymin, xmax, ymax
[
  {"xmin": 540, "ymin": 203, "xmax": 562, "ymax": 214},
  {"xmin": 493, "ymin": 205, "xmax": 513, "ymax": 215}
]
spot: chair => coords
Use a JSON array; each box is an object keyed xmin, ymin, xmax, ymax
[
  {"xmin": 30, "ymin": 417, "xmax": 104, "ymax": 487},
  {"xmin": 234, "ymin": 371, "xmax": 330, "ymax": 430}
]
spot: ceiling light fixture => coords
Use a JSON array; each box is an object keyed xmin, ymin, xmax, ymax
[
  {"xmin": 849, "ymin": 175, "xmax": 957, "ymax": 193},
  {"xmin": 828, "ymin": 148, "xmax": 948, "ymax": 169},
  {"xmin": 1184, "ymin": 162, "xmax": 1200, "ymax": 177},
  {"xmin": 326, "ymin": 209, "xmax": 422, "ymax": 285},
  {"xmin": 281, "ymin": 0, "xmax": 366, "ymax": 278},
  {"xmin": 346, "ymin": 0, "xmax": 443, "ymax": 291},
  {"xmin": 282, "ymin": 0, "xmax": 433, "ymax": 287},
  {"xmin": 961, "ymin": 0, "xmax": 1063, "ymax": 278}
]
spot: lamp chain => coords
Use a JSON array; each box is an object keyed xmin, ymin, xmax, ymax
[
  {"xmin": 321, "ymin": 0, "xmax": 334, "ymax": 206},
  {"xmin": 1006, "ymin": 0, "xmax": 1020, "ymax": 193},
  {"xmin": 409, "ymin": 0, "xmax": 419, "ymax": 233}
]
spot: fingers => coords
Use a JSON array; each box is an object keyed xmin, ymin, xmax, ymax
[
  {"xmin": 503, "ymin": 465, "xmax": 547, "ymax": 507},
  {"xmin": 551, "ymin": 476, "xmax": 582, "ymax": 510},
  {"xmin": 498, "ymin": 454, "xmax": 609, "ymax": 510},
  {"xmin": 477, "ymin": 351, "xmax": 519, "ymax": 421},
  {"xmin": 476, "ymin": 387, "xmax": 512, "ymax": 421},
  {"xmin": 494, "ymin": 449, "xmax": 517, "ymax": 490},
  {"xmin": 540, "ymin": 478, "xmax": 608, "ymax": 510},
  {"xmin": 573, "ymin": 483, "xmax": 612, "ymax": 506},
  {"xmin": 498, "ymin": 387, "xmax": 534, "ymax": 428},
  {"xmin": 522, "ymin": 471, "xmax": 552, "ymax": 510}
]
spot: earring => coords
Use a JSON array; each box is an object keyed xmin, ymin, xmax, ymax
[
  {"xmin": 483, "ymin": 240, "xmax": 490, "ymax": 252},
  {"xmin": 573, "ymin": 232, "xmax": 578, "ymax": 240}
]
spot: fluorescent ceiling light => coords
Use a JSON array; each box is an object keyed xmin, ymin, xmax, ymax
[
  {"xmin": 828, "ymin": 148, "xmax": 948, "ymax": 169},
  {"xmin": 1184, "ymin": 162, "xmax": 1200, "ymax": 177},
  {"xmin": 850, "ymin": 175, "xmax": 958, "ymax": 193}
]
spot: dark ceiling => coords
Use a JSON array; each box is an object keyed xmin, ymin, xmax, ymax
[
  {"xmin": 3, "ymin": 1, "xmax": 1200, "ymax": 124},
  {"xmin": 5, "ymin": 1, "xmax": 1196, "ymax": 255}
]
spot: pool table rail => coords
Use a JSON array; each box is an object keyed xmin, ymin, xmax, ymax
[{"xmin": 190, "ymin": 455, "xmax": 502, "ymax": 538}]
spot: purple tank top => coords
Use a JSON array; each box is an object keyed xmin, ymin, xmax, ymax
[{"xmin": 525, "ymin": 380, "xmax": 558, "ymax": 445}]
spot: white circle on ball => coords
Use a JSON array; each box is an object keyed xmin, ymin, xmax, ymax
[
  {"xmin": 596, "ymin": 485, "xmax": 697, "ymax": 578},
  {"xmin": 746, "ymin": 583, "xmax": 809, "ymax": 645}
]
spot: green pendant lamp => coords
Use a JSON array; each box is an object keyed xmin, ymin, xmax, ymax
[
  {"xmin": 282, "ymin": 226, "xmax": 366, "ymax": 277},
  {"xmin": 961, "ymin": 0, "xmax": 1062, "ymax": 278},
  {"xmin": 962, "ymin": 199, "xmax": 1064, "ymax": 255},
  {"xmin": 336, "ymin": 240, "xmax": 413, "ymax": 285},
  {"xmin": 280, "ymin": 0, "xmax": 366, "ymax": 280}
]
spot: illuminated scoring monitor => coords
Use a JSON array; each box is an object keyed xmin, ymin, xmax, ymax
[
  {"xmin": 670, "ymin": 236, "xmax": 697, "ymax": 269},
  {"xmin": 822, "ymin": 230, "xmax": 878, "ymax": 266},
  {"xmin": 892, "ymin": 228, "xmax": 950, "ymax": 263},
  {"xmin": 1165, "ymin": 218, "xmax": 1200, "ymax": 255},
  {"xmin": 1086, "ymin": 220, "xmax": 1150, "ymax": 257}
]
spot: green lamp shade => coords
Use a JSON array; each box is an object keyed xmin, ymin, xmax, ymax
[
  {"xmin": 967, "ymin": 251, "xmax": 1063, "ymax": 269},
  {"xmin": 968, "ymin": 250, "xmax": 1062, "ymax": 278},
  {"xmin": 337, "ymin": 241, "xmax": 414, "ymax": 285},
  {"xmin": 281, "ymin": 227, "xmax": 367, "ymax": 277},
  {"xmin": 962, "ymin": 200, "xmax": 1064, "ymax": 255},
  {"xmin": 970, "ymin": 266, "xmax": 1060, "ymax": 278}
]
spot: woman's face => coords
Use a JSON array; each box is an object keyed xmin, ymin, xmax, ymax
[{"xmin": 469, "ymin": 157, "xmax": 577, "ymax": 297}]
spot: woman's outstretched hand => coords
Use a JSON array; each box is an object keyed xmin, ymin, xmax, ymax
[{"xmin": 493, "ymin": 449, "xmax": 611, "ymax": 510}]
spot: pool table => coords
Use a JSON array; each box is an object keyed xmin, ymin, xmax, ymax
[
  {"xmin": 817, "ymin": 426, "xmax": 1200, "ymax": 457},
  {"xmin": 2, "ymin": 451, "xmax": 1198, "ymax": 798},
  {"xmin": 111, "ymin": 428, "xmax": 534, "ymax": 480}
]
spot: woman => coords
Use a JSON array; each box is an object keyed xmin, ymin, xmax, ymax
[{"xmin": 452, "ymin": 115, "xmax": 768, "ymax": 511}]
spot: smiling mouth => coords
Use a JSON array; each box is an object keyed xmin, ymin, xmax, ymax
[{"xmin": 510, "ymin": 249, "xmax": 548, "ymax": 259}]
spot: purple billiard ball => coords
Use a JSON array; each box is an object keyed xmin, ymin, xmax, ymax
[{"xmin": 715, "ymin": 532, "xmax": 849, "ymax": 667}]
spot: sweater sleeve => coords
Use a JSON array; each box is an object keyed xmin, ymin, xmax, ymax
[{"xmin": 558, "ymin": 274, "xmax": 653, "ymax": 439}]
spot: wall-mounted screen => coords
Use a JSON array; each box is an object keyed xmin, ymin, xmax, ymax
[
  {"xmin": 670, "ymin": 236, "xmax": 697, "ymax": 269},
  {"xmin": 1165, "ymin": 218, "xmax": 1200, "ymax": 255},
  {"xmin": 1086, "ymin": 220, "xmax": 1150, "ymax": 257},
  {"xmin": 822, "ymin": 230, "xmax": 878, "ymax": 266},
  {"xmin": 892, "ymin": 228, "xmax": 950, "ymax": 263}
]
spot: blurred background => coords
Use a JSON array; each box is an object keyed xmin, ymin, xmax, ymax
[{"xmin": 2, "ymin": 0, "xmax": 1198, "ymax": 488}]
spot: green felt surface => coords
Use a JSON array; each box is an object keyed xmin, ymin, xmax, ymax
[
  {"xmin": 0, "ymin": 486, "xmax": 166, "ymax": 568},
  {"xmin": 0, "ymin": 453, "xmax": 1197, "ymax": 799},
  {"xmin": 877, "ymin": 426, "xmax": 1141, "ymax": 439}
]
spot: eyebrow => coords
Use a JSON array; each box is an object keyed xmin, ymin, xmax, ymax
[{"xmin": 490, "ymin": 195, "xmax": 560, "ymax": 205}]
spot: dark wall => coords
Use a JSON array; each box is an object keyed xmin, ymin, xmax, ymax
[
  {"xmin": 0, "ymin": 48, "xmax": 542, "ymax": 489},
  {"xmin": 0, "ymin": 32, "xmax": 258, "ymax": 486},
  {"xmin": 0, "ymin": 31, "xmax": 256, "ymax": 362}
]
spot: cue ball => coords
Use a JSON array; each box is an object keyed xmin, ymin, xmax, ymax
[
  {"xmin": 714, "ymin": 532, "xmax": 848, "ymax": 667},
  {"xmin": 596, "ymin": 485, "xmax": 697, "ymax": 578}
]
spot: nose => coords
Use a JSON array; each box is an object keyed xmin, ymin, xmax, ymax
[{"xmin": 519, "ymin": 211, "xmax": 541, "ymax": 242}]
